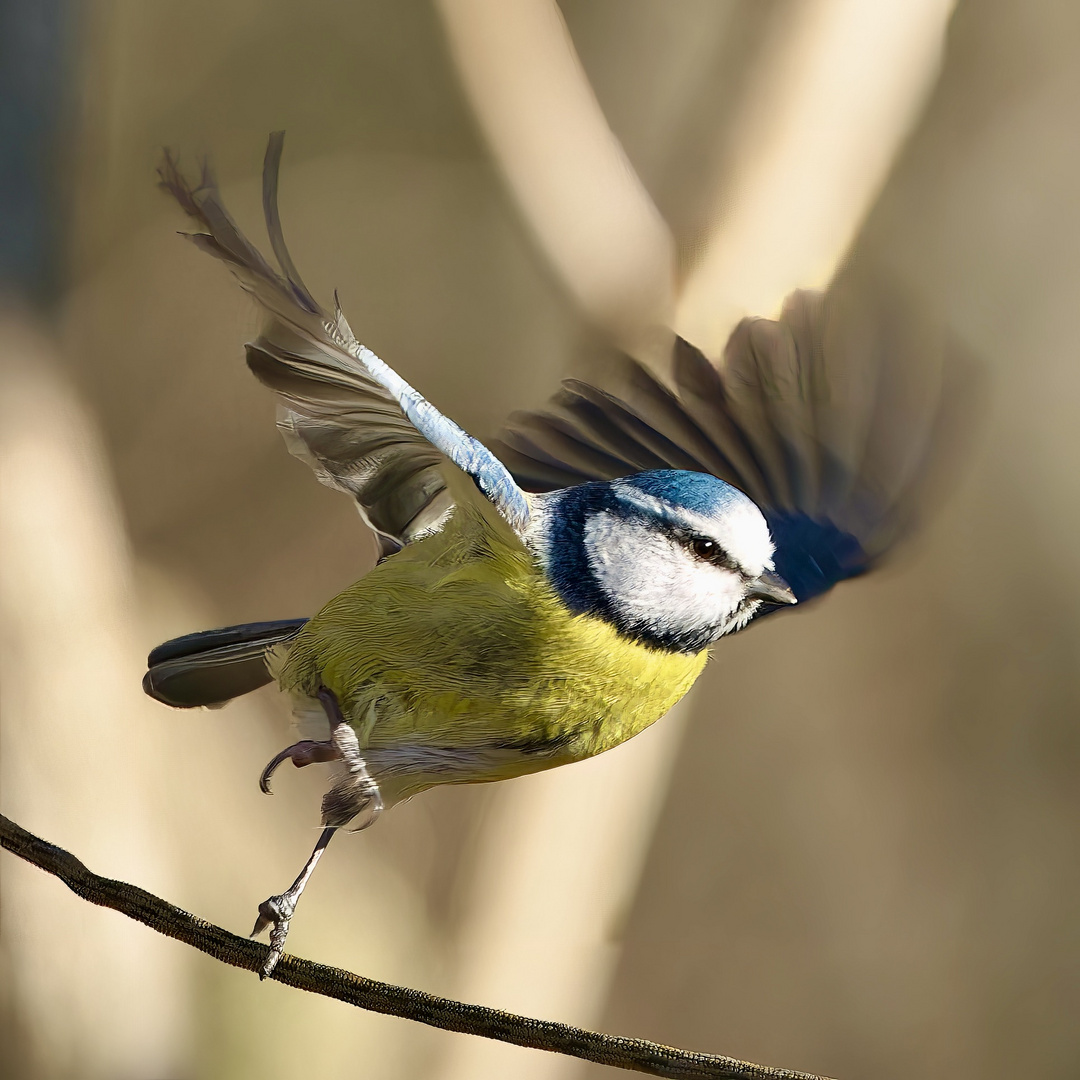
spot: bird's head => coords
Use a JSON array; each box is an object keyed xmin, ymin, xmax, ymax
[{"xmin": 529, "ymin": 470, "xmax": 795, "ymax": 652}]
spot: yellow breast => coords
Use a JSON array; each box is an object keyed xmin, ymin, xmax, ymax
[{"xmin": 274, "ymin": 495, "xmax": 708, "ymax": 797}]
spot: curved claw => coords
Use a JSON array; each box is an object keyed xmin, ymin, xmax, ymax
[
  {"xmin": 258, "ymin": 747, "xmax": 294, "ymax": 795},
  {"xmin": 259, "ymin": 740, "xmax": 340, "ymax": 794}
]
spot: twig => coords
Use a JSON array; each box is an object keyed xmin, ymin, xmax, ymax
[{"xmin": 0, "ymin": 813, "xmax": 834, "ymax": 1080}]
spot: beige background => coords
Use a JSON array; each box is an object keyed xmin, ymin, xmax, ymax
[{"xmin": 2, "ymin": 2, "xmax": 1078, "ymax": 1078}]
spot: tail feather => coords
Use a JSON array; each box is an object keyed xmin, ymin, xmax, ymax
[{"xmin": 143, "ymin": 618, "xmax": 307, "ymax": 709}]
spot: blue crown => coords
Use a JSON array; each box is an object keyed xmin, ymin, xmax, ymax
[{"xmin": 618, "ymin": 469, "xmax": 752, "ymax": 518}]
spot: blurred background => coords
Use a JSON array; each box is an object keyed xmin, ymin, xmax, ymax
[{"xmin": 1, "ymin": 2, "xmax": 1078, "ymax": 1079}]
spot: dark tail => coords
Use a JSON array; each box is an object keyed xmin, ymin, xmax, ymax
[{"xmin": 143, "ymin": 619, "xmax": 308, "ymax": 709}]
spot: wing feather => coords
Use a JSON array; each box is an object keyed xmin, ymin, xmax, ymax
[
  {"xmin": 494, "ymin": 264, "xmax": 976, "ymax": 602},
  {"xmin": 158, "ymin": 134, "xmax": 530, "ymax": 546}
]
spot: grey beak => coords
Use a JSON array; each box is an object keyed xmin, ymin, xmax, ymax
[{"xmin": 748, "ymin": 568, "xmax": 797, "ymax": 606}]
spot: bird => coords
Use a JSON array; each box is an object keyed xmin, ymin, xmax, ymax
[{"xmin": 147, "ymin": 133, "xmax": 966, "ymax": 978}]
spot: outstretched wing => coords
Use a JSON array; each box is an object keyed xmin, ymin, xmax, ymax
[
  {"xmin": 493, "ymin": 266, "xmax": 976, "ymax": 603},
  {"xmin": 158, "ymin": 132, "xmax": 530, "ymax": 552}
]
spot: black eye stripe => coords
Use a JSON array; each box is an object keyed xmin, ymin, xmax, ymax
[{"xmin": 687, "ymin": 535, "xmax": 738, "ymax": 570}]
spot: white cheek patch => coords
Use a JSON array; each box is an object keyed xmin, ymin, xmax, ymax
[
  {"xmin": 583, "ymin": 512, "xmax": 746, "ymax": 638},
  {"xmin": 611, "ymin": 480, "xmax": 775, "ymax": 578}
]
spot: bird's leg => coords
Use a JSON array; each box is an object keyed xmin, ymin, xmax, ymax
[
  {"xmin": 250, "ymin": 825, "xmax": 336, "ymax": 978},
  {"xmin": 312, "ymin": 687, "xmax": 385, "ymax": 827},
  {"xmin": 251, "ymin": 686, "xmax": 383, "ymax": 979}
]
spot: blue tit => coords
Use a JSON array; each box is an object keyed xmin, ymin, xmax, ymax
[{"xmin": 146, "ymin": 134, "xmax": 962, "ymax": 976}]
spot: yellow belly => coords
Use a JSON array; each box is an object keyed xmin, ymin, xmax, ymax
[{"xmin": 274, "ymin": 501, "xmax": 708, "ymax": 801}]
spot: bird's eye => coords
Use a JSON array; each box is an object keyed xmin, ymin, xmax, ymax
[{"xmin": 690, "ymin": 537, "xmax": 717, "ymax": 561}]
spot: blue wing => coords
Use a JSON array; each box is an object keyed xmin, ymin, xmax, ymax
[
  {"xmin": 493, "ymin": 269, "xmax": 975, "ymax": 605},
  {"xmin": 158, "ymin": 133, "xmax": 530, "ymax": 549}
]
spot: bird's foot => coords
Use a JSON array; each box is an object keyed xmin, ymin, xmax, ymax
[
  {"xmin": 259, "ymin": 739, "xmax": 340, "ymax": 794},
  {"xmin": 251, "ymin": 824, "xmax": 337, "ymax": 979},
  {"xmin": 250, "ymin": 891, "xmax": 296, "ymax": 978}
]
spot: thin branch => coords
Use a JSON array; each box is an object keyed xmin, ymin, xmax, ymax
[{"xmin": 0, "ymin": 813, "xmax": 834, "ymax": 1080}]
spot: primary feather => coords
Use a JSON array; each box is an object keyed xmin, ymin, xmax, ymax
[
  {"xmin": 157, "ymin": 132, "xmax": 530, "ymax": 549},
  {"xmin": 493, "ymin": 268, "xmax": 974, "ymax": 604}
]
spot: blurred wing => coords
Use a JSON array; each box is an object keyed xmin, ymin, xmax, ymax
[
  {"xmin": 494, "ymin": 264, "xmax": 977, "ymax": 603},
  {"xmin": 158, "ymin": 132, "xmax": 530, "ymax": 551}
]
